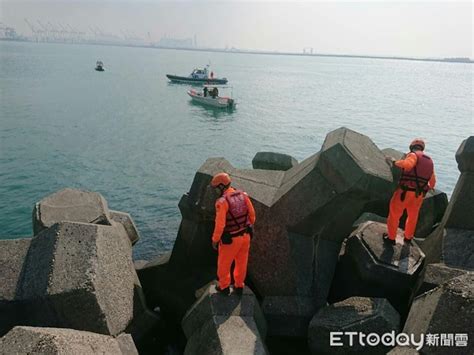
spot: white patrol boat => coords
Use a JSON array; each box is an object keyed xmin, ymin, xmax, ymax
[{"xmin": 187, "ymin": 85, "xmax": 236, "ymax": 109}]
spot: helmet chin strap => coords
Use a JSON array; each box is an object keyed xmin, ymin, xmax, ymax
[
  {"xmin": 217, "ymin": 185, "xmax": 226, "ymax": 196},
  {"xmin": 217, "ymin": 184, "xmax": 230, "ymax": 196}
]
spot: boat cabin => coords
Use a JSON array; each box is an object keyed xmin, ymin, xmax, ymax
[
  {"xmin": 95, "ymin": 60, "xmax": 104, "ymax": 71},
  {"xmin": 202, "ymin": 85, "xmax": 232, "ymax": 99},
  {"xmin": 188, "ymin": 85, "xmax": 236, "ymax": 109},
  {"xmin": 190, "ymin": 67, "xmax": 209, "ymax": 79}
]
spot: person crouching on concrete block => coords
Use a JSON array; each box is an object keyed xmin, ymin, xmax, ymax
[
  {"xmin": 384, "ymin": 138, "xmax": 436, "ymax": 245},
  {"xmin": 210, "ymin": 172, "xmax": 256, "ymax": 296}
]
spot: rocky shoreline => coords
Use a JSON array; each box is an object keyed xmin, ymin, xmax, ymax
[{"xmin": 1, "ymin": 127, "xmax": 472, "ymax": 354}]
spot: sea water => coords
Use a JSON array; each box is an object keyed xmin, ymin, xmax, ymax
[{"xmin": 0, "ymin": 41, "xmax": 472, "ymax": 259}]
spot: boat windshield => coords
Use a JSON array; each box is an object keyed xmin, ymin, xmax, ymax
[{"xmin": 189, "ymin": 68, "xmax": 209, "ymax": 79}]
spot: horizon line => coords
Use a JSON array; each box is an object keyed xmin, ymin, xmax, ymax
[{"xmin": 1, "ymin": 38, "xmax": 472, "ymax": 64}]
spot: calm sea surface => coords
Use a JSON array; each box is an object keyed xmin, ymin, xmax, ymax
[{"xmin": 1, "ymin": 41, "xmax": 472, "ymax": 259}]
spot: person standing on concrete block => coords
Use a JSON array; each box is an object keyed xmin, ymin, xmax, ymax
[
  {"xmin": 210, "ymin": 172, "xmax": 256, "ymax": 296},
  {"xmin": 384, "ymin": 138, "xmax": 436, "ymax": 245}
]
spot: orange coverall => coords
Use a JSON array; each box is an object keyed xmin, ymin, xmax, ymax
[
  {"xmin": 387, "ymin": 152, "xmax": 436, "ymax": 240},
  {"xmin": 212, "ymin": 187, "xmax": 256, "ymax": 290}
]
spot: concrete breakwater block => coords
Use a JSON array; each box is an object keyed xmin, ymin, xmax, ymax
[
  {"xmin": 0, "ymin": 326, "xmax": 138, "ymax": 355},
  {"xmin": 33, "ymin": 188, "xmax": 112, "ymax": 234},
  {"xmin": 442, "ymin": 228, "xmax": 474, "ymax": 270},
  {"xmin": 11, "ymin": 221, "xmax": 136, "ymax": 336},
  {"xmin": 261, "ymin": 296, "xmax": 317, "ymax": 338},
  {"xmin": 252, "ymin": 151, "xmax": 298, "ymax": 171},
  {"xmin": 416, "ymin": 263, "xmax": 467, "ymax": 296},
  {"xmin": 0, "ymin": 237, "xmax": 32, "ymax": 336},
  {"xmin": 148, "ymin": 127, "xmax": 395, "ymax": 337},
  {"xmin": 137, "ymin": 251, "xmax": 216, "ymax": 321},
  {"xmin": 110, "ymin": 210, "xmax": 141, "ymax": 245},
  {"xmin": 125, "ymin": 273, "xmax": 163, "ymax": 350},
  {"xmin": 353, "ymin": 212, "xmax": 388, "ymax": 229},
  {"xmin": 382, "ymin": 148, "xmax": 405, "ymax": 161},
  {"xmin": 345, "ymin": 221, "xmax": 425, "ymax": 285},
  {"xmin": 455, "ymin": 136, "xmax": 474, "ymax": 172},
  {"xmin": 308, "ymin": 297, "xmax": 400, "ymax": 354},
  {"xmin": 182, "ymin": 285, "xmax": 268, "ymax": 355},
  {"xmin": 422, "ymin": 136, "xmax": 474, "ymax": 270},
  {"xmin": 329, "ymin": 221, "xmax": 425, "ymax": 316},
  {"xmin": 440, "ymin": 174, "xmax": 474, "ymax": 232},
  {"xmin": 403, "ymin": 273, "xmax": 474, "ymax": 355},
  {"xmin": 33, "ymin": 188, "xmax": 140, "ymax": 246}
]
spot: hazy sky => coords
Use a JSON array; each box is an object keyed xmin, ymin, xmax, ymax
[{"xmin": 1, "ymin": 1, "xmax": 472, "ymax": 58}]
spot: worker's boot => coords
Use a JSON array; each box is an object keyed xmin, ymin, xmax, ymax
[
  {"xmin": 233, "ymin": 287, "xmax": 244, "ymax": 296},
  {"xmin": 383, "ymin": 233, "xmax": 396, "ymax": 246},
  {"xmin": 215, "ymin": 285, "xmax": 230, "ymax": 295}
]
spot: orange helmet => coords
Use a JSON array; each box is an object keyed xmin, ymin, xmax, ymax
[
  {"xmin": 410, "ymin": 138, "xmax": 425, "ymax": 151},
  {"xmin": 210, "ymin": 172, "xmax": 231, "ymax": 187}
]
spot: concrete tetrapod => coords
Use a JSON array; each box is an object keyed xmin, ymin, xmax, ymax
[
  {"xmin": 308, "ymin": 297, "xmax": 400, "ymax": 354},
  {"xmin": 0, "ymin": 237, "xmax": 32, "ymax": 336},
  {"xmin": 141, "ymin": 127, "xmax": 394, "ymax": 337},
  {"xmin": 1, "ymin": 224, "xmax": 158, "ymax": 347},
  {"xmin": 329, "ymin": 221, "xmax": 425, "ymax": 317},
  {"xmin": 137, "ymin": 250, "xmax": 217, "ymax": 323},
  {"xmin": 0, "ymin": 326, "xmax": 138, "ymax": 355},
  {"xmin": 182, "ymin": 285, "xmax": 268, "ymax": 355},
  {"xmin": 15, "ymin": 221, "xmax": 135, "ymax": 335},
  {"xmin": 403, "ymin": 273, "xmax": 474, "ymax": 355},
  {"xmin": 415, "ymin": 262, "xmax": 467, "ymax": 296},
  {"xmin": 252, "ymin": 151, "xmax": 298, "ymax": 171},
  {"xmin": 110, "ymin": 210, "xmax": 141, "ymax": 245},
  {"xmin": 33, "ymin": 188, "xmax": 140, "ymax": 245},
  {"xmin": 32, "ymin": 188, "xmax": 112, "ymax": 234},
  {"xmin": 422, "ymin": 136, "xmax": 474, "ymax": 270}
]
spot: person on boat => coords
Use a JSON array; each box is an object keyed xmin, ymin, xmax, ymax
[
  {"xmin": 210, "ymin": 71, "xmax": 214, "ymax": 79},
  {"xmin": 203, "ymin": 86, "xmax": 208, "ymax": 97},
  {"xmin": 211, "ymin": 87, "xmax": 219, "ymax": 98},
  {"xmin": 383, "ymin": 139, "xmax": 436, "ymax": 245},
  {"xmin": 210, "ymin": 173, "xmax": 256, "ymax": 295}
]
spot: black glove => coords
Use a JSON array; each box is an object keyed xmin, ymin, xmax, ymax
[
  {"xmin": 246, "ymin": 225, "xmax": 254, "ymax": 240},
  {"xmin": 221, "ymin": 232, "xmax": 232, "ymax": 245}
]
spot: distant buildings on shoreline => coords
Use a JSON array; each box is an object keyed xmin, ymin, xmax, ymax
[{"xmin": 1, "ymin": 23, "xmax": 472, "ymax": 64}]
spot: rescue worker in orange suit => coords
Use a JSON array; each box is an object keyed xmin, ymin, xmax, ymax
[
  {"xmin": 210, "ymin": 172, "xmax": 256, "ymax": 295},
  {"xmin": 384, "ymin": 139, "xmax": 436, "ymax": 245}
]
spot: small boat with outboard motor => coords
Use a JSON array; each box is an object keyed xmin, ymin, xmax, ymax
[
  {"xmin": 167, "ymin": 65, "xmax": 227, "ymax": 84},
  {"xmin": 187, "ymin": 85, "xmax": 236, "ymax": 109},
  {"xmin": 95, "ymin": 61, "xmax": 104, "ymax": 71}
]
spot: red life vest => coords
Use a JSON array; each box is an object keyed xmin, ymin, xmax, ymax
[
  {"xmin": 222, "ymin": 190, "xmax": 249, "ymax": 234},
  {"xmin": 399, "ymin": 151, "xmax": 434, "ymax": 193}
]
